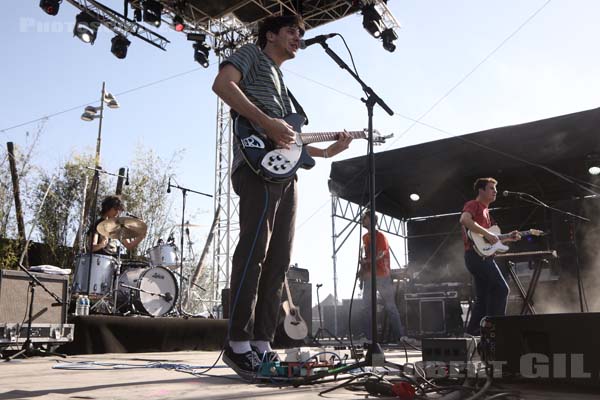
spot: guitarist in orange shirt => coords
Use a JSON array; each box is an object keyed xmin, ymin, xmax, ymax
[
  {"xmin": 359, "ymin": 211, "xmax": 405, "ymax": 342},
  {"xmin": 459, "ymin": 177, "xmax": 521, "ymax": 335}
]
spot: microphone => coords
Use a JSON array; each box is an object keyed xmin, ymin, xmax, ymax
[
  {"xmin": 300, "ymin": 33, "xmax": 337, "ymax": 49},
  {"xmin": 167, "ymin": 177, "xmax": 171, "ymax": 193},
  {"xmin": 316, "ymin": 284, "xmax": 323, "ymax": 288},
  {"xmin": 125, "ymin": 168, "xmax": 129, "ymax": 186},
  {"xmin": 502, "ymin": 190, "xmax": 524, "ymax": 197},
  {"xmin": 124, "ymin": 211, "xmax": 139, "ymax": 219}
]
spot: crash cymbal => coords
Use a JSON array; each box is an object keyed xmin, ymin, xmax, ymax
[{"xmin": 97, "ymin": 216, "xmax": 147, "ymax": 240}]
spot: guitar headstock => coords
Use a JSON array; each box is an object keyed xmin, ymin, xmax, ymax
[
  {"xmin": 362, "ymin": 129, "xmax": 394, "ymax": 145},
  {"xmin": 529, "ymin": 229, "xmax": 546, "ymax": 237}
]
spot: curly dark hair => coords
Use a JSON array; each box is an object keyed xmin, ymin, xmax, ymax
[
  {"xmin": 257, "ymin": 14, "xmax": 305, "ymax": 49},
  {"xmin": 100, "ymin": 195, "xmax": 124, "ymax": 215}
]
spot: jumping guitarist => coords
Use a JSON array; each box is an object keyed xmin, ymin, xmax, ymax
[
  {"xmin": 459, "ymin": 177, "xmax": 521, "ymax": 336},
  {"xmin": 212, "ymin": 15, "xmax": 352, "ymax": 381}
]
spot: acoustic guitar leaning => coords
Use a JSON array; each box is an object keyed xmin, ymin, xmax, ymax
[{"xmin": 281, "ymin": 277, "xmax": 308, "ymax": 340}]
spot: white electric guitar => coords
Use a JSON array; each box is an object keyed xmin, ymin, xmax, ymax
[
  {"xmin": 281, "ymin": 277, "xmax": 308, "ymax": 340},
  {"xmin": 467, "ymin": 225, "xmax": 545, "ymax": 257}
]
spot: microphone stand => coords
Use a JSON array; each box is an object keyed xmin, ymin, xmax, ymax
[
  {"xmin": 316, "ymin": 39, "xmax": 394, "ymax": 367},
  {"xmin": 509, "ymin": 192, "xmax": 590, "ymax": 312},
  {"xmin": 168, "ymin": 181, "xmax": 212, "ymax": 316}
]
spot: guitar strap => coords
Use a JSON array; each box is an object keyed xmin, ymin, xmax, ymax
[{"xmin": 287, "ymin": 89, "xmax": 309, "ymax": 126}]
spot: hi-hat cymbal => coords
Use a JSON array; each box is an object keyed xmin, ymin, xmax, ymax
[
  {"xmin": 173, "ymin": 222, "xmax": 204, "ymax": 229},
  {"xmin": 97, "ymin": 216, "xmax": 148, "ymax": 240}
]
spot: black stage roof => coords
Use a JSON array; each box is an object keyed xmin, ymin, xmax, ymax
[{"xmin": 329, "ymin": 107, "xmax": 600, "ymax": 220}]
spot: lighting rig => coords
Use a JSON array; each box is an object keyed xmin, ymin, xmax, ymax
[
  {"xmin": 359, "ymin": 0, "xmax": 401, "ymax": 52},
  {"xmin": 38, "ymin": 0, "xmax": 400, "ymax": 63},
  {"xmin": 40, "ymin": 0, "xmax": 171, "ymax": 59}
]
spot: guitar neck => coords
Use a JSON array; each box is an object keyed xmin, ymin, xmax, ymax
[
  {"xmin": 498, "ymin": 230, "xmax": 532, "ymax": 240},
  {"xmin": 300, "ymin": 131, "xmax": 365, "ymax": 144},
  {"xmin": 283, "ymin": 277, "xmax": 295, "ymax": 308}
]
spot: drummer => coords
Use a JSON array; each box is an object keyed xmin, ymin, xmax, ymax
[{"xmin": 89, "ymin": 195, "xmax": 145, "ymax": 255}]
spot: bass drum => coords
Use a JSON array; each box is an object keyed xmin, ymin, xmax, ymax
[{"xmin": 118, "ymin": 266, "xmax": 178, "ymax": 317}]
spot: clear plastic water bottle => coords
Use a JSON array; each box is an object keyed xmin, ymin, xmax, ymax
[
  {"xmin": 83, "ymin": 295, "xmax": 90, "ymax": 316},
  {"xmin": 75, "ymin": 295, "xmax": 84, "ymax": 316}
]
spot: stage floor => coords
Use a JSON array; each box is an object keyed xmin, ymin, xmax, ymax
[{"xmin": 1, "ymin": 349, "xmax": 599, "ymax": 399}]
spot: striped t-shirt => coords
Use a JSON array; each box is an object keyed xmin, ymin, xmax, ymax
[{"xmin": 220, "ymin": 44, "xmax": 294, "ymax": 173}]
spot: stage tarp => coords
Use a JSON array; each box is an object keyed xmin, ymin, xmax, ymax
[
  {"xmin": 59, "ymin": 315, "xmax": 227, "ymax": 355},
  {"xmin": 329, "ymin": 107, "xmax": 600, "ymax": 219}
]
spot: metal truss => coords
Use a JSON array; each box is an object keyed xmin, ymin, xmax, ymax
[
  {"xmin": 329, "ymin": 194, "xmax": 407, "ymax": 335},
  {"xmin": 65, "ymin": 0, "xmax": 170, "ymax": 50},
  {"xmin": 210, "ymin": 16, "xmax": 253, "ymax": 308},
  {"xmin": 171, "ymin": 0, "xmax": 362, "ymax": 32}
]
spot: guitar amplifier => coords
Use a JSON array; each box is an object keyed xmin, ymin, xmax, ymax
[
  {"xmin": 405, "ymin": 291, "xmax": 462, "ymax": 336},
  {"xmin": 0, "ymin": 269, "xmax": 68, "ymax": 325},
  {"xmin": 287, "ymin": 266, "xmax": 309, "ymax": 283}
]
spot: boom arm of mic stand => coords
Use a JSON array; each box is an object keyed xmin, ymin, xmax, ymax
[{"xmin": 317, "ymin": 42, "xmax": 394, "ymax": 116}]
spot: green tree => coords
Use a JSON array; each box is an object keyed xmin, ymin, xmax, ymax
[
  {"xmin": 34, "ymin": 153, "xmax": 108, "ymax": 266},
  {"xmin": 0, "ymin": 122, "xmax": 43, "ymax": 269},
  {"xmin": 119, "ymin": 144, "xmax": 182, "ymax": 256}
]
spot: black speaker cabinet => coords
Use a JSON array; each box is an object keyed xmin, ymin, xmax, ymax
[
  {"xmin": 0, "ymin": 269, "xmax": 68, "ymax": 324},
  {"xmin": 221, "ymin": 288, "xmax": 230, "ymax": 319},
  {"xmin": 482, "ymin": 313, "xmax": 600, "ymax": 386},
  {"xmin": 405, "ymin": 291, "xmax": 463, "ymax": 336}
]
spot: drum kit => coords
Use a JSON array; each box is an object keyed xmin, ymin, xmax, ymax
[{"xmin": 71, "ymin": 216, "xmax": 186, "ymax": 317}]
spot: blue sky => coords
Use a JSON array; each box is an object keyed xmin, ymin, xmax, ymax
[{"xmin": 2, "ymin": 1, "xmax": 600, "ymax": 304}]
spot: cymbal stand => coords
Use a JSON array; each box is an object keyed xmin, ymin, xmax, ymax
[
  {"xmin": 167, "ymin": 179, "xmax": 212, "ymax": 316},
  {"xmin": 112, "ymin": 238, "xmax": 124, "ymax": 315}
]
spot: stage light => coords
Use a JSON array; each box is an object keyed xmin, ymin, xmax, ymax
[
  {"xmin": 362, "ymin": 4, "xmax": 383, "ymax": 38},
  {"xmin": 73, "ymin": 11, "xmax": 99, "ymax": 44},
  {"xmin": 39, "ymin": 0, "xmax": 61, "ymax": 16},
  {"xmin": 192, "ymin": 37, "xmax": 210, "ymax": 68},
  {"xmin": 173, "ymin": 15, "xmax": 185, "ymax": 32},
  {"xmin": 111, "ymin": 35, "xmax": 130, "ymax": 59},
  {"xmin": 103, "ymin": 92, "xmax": 120, "ymax": 109},
  {"xmin": 381, "ymin": 28, "xmax": 398, "ymax": 53},
  {"xmin": 589, "ymin": 166, "xmax": 600, "ymax": 176},
  {"xmin": 409, "ymin": 193, "xmax": 420, "ymax": 202},
  {"xmin": 81, "ymin": 106, "xmax": 100, "ymax": 121},
  {"xmin": 143, "ymin": 0, "xmax": 163, "ymax": 28},
  {"xmin": 133, "ymin": 8, "xmax": 142, "ymax": 22},
  {"xmin": 84, "ymin": 106, "xmax": 99, "ymax": 115}
]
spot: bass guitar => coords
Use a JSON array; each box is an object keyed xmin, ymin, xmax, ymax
[
  {"xmin": 233, "ymin": 113, "xmax": 392, "ymax": 182},
  {"xmin": 281, "ymin": 276, "xmax": 308, "ymax": 340},
  {"xmin": 467, "ymin": 225, "xmax": 545, "ymax": 257}
]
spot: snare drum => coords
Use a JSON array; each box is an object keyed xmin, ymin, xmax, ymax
[
  {"xmin": 117, "ymin": 266, "xmax": 178, "ymax": 317},
  {"xmin": 72, "ymin": 253, "xmax": 116, "ymax": 296},
  {"xmin": 146, "ymin": 244, "xmax": 179, "ymax": 269}
]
